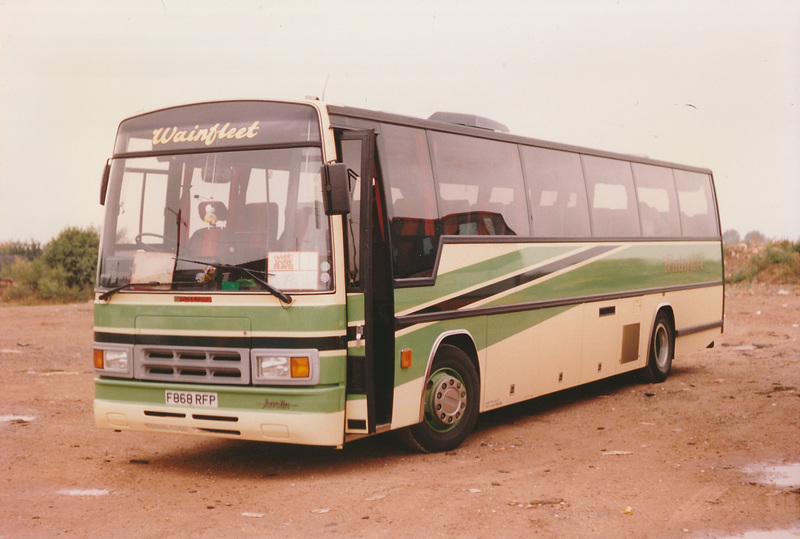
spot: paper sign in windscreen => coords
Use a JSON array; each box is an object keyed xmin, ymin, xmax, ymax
[
  {"xmin": 131, "ymin": 252, "xmax": 175, "ymax": 284},
  {"xmin": 269, "ymin": 251, "xmax": 318, "ymax": 290}
]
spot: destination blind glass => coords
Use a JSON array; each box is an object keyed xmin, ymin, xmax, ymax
[{"xmin": 113, "ymin": 101, "xmax": 321, "ymax": 155}]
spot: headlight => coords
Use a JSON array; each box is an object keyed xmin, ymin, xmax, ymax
[
  {"xmin": 252, "ymin": 349, "xmax": 319, "ymax": 385},
  {"xmin": 93, "ymin": 344, "xmax": 134, "ymax": 377}
]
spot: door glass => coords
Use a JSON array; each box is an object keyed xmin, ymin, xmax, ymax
[{"xmin": 340, "ymin": 139, "xmax": 363, "ymax": 287}]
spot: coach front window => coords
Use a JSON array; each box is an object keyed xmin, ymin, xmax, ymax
[{"xmin": 98, "ymin": 147, "xmax": 333, "ymax": 294}]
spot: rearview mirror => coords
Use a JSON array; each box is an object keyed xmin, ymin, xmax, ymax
[{"xmin": 322, "ymin": 162, "xmax": 351, "ymax": 215}]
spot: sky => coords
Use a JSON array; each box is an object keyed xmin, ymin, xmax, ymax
[{"xmin": 1, "ymin": 0, "xmax": 798, "ymax": 244}]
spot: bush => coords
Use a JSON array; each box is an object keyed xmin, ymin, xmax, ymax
[
  {"xmin": 727, "ymin": 240, "xmax": 800, "ymax": 284},
  {"xmin": 0, "ymin": 258, "xmax": 87, "ymax": 304},
  {"xmin": 41, "ymin": 227, "xmax": 100, "ymax": 293},
  {"xmin": 0, "ymin": 226, "xmax": 100, "ymax": 304}
]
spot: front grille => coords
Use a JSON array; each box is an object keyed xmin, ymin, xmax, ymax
[{"xmin": 135, "ymin": 346, "xmax": 251, "ymax": 385}]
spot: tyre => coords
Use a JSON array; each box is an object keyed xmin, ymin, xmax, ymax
[
  {"xmin": 641, "ymin": 311, "xmax": 674, "ymax": 383},
  {"xmin": 396, "ymin": 344, "xmax": 479, "ymax": 453}
]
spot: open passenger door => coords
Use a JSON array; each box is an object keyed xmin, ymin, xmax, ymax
[{"xmin": 336, "ymin": 129, "xmax": 394, "ymax": 434}]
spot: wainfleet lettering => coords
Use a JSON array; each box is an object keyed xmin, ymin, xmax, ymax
[
  {"xmin": 152, "ymin": 121, "xmax": 261, "ymax": 146},
  {"xmin": 663, "ymin": 254, "xmax": 704, "ymax": 274}
]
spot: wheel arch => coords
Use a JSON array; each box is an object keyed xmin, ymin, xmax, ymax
[
  {"xmin": 649, "ymin": 302, "xmax": 675, "ymax": 352},
  {"xmin": 438, "ymin": 333, "xmax": 480, "ymax": 379},
  {"xmin": 415, "ymin": 330, "xmax": 480, "ymax": 422}
]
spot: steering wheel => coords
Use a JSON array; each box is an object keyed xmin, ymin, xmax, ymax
[{"xmin": 134, "ymin": 232, "xmax": 167, "ymax": 251}]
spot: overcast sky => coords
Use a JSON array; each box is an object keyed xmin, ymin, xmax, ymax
[{"xmin": 1, "ymin": 0, "xmax": 798, "ymax": 244}]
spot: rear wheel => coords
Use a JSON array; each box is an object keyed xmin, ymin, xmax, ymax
[
  {"xmin": 397, "ymin": 345, "xmax": 479, "ymax": 453},
  {"xmin": 641, "ymin": 312, "xmax": 674, "ymax": 383}
]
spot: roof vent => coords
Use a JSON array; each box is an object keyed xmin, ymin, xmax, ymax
[{"xmin": 428, "ymin": 112, "xmax": 509, "ymax": 133}]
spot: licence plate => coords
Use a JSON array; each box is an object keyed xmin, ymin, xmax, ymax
[{"xmin": 165, "ymin": 390, "xmax": 218, "ymax": 408}]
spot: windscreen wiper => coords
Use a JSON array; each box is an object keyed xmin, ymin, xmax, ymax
[
  {"xmin": 175, "ymin": 256, "xmax": 293, "ymax": 304},
  {"xmin": 98, "ymin": 281, "xmax": 187, "ymax": 301},
  {"xmin": 100, "ymin": 260, "xmax": 293, "ymax": 304}
]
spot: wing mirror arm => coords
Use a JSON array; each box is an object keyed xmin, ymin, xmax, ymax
[{"xmin": 100, "ymin": 159, "xmax": 111, "ymax": 206}]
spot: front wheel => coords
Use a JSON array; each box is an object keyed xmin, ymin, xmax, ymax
[
  {"xmin": 640, "ymin": 312, "xmax": 674, "ymax": 383},
  {"xmin": 397, "ymin": 345, "xmax": 479, "ymax": 453}
]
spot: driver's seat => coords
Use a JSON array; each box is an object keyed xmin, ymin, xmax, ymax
[{"xmin": 187, "ymin": 201, "xmax": 230, "ymax": 257}]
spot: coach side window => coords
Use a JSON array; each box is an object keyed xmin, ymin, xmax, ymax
[
  {"xmin": 429, "ymin": 132, "xmax": 529, "ymax": 236},
  {"xmin": 581, "ymin": 155, "xmax": 641, "ymax": 238},
  {"xmin": 673, "ymin": 170, "xmax": 719, "ymax": 238},
  {"xmin": 521, "ymin": 146, "xmax": 591, "ymax": 237},
  {"xmin": 380, "ymin": 123, "xmax": 440, "ymax": 278},
  {"xmin": 631, "ymin": 163, "xmax": 682, "ymax": 237}
]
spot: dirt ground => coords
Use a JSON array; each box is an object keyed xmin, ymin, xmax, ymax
[{"xmin": 1, "ymin": 285, "xmax": 798, "ymax": 538}]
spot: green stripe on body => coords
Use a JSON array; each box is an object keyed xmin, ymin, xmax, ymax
[
  {"xmin": 95, "ymin": 303, "xmax": 346, "ymax": 333},
  {"xmin": 395, "ymin": 244, "xmax": 575, "ymax": 313},
  {"xmin": 485, "ymin": 242, "xmax": 721, "ymax": 308},
  {"xmin": 396, "ymin": 242, "xmax": 721, "ymax": 313}
]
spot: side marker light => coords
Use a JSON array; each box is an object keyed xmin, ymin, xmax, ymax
[{"xmin": 400, "ymin": 349, "xmax": 412, "ymax": 369}]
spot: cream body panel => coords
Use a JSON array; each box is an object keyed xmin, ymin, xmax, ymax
[
  {"xmin": 483, "ymin": 306, "xmax": 584, "ymax": 410},
  {"xmin": 95, "ymin": 400, "xmax": 345, "ymax": 447}
]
